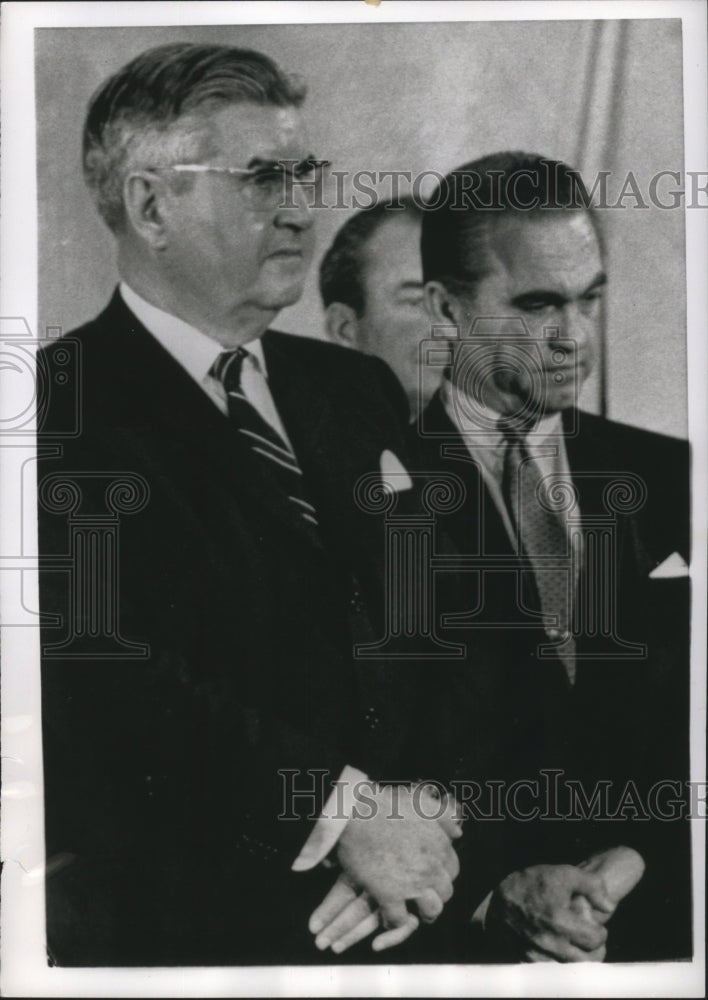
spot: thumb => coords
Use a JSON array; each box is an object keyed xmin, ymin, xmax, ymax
[
  {"xmin": 435, "ymin": 789, "xmax": 464, "ymax": 840},
  {"xmin": 575, "ymin": 870, "xmax": 615, "ymax": 915}
]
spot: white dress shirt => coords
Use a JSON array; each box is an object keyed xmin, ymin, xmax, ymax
[
  {"xmin": 439, "ymin": 378, "xmax": 579, "ymax": 544},
  {"xmin": 119, "ymin": 282, "xmax": 294, "ymax": 448}
]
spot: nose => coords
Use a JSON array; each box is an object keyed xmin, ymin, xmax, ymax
[
  {"xmin": 274, "ymin": 176, "xmax": 314, "ymax": 231},
  {"xmin": 558, "ymin": 303, "xmax": 593, "ymax": 352}
]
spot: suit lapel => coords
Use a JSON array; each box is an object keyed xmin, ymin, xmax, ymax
[
  {"xmin": 416, "ymin": 391, "xmax": 512, "ymax": 558},
  {"xmin": 100, "ymin": 293, "xmax": 323, "ymax": 551},
  {"xmin": 261, "ymin": 331, "xmax": 335, "ymax": 492},
  {"xmin": 263, "ymin": 331, "xmax": 380, "ymax": 547},
  {"xmin": 563, "ymin": 408, "xmax": 629, "ymax": 570}
]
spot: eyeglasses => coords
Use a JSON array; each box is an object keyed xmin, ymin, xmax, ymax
[{"xmin": 157, "ymin": 158, "xmax": 330, "ymax": 211}]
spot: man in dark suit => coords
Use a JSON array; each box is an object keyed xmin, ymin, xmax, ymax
[
  {"xmin": 309, "ymin": 170, "xmax": 690, "ymax": 963},
  {"xmin": 37, "ymin": 42, "xmax": 461, "ymax": 967},
  {"xmin": 413, "ymin": 152, "xmax": 691, "ymax": 961},
  {"xmin": 319, "ymin": 196, "xmax": 443, "ymax": 417}
]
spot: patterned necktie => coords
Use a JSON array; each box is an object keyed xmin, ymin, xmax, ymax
[
  {"xmin": 500, "ymin": 422, "xmax": 577, "ymax": 684},
  {"xmin": 211, "ymin": 347, "xmax": 319, "ymax": 528}
]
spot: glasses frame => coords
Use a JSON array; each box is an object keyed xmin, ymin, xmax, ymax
[
  {"xmin": 165, "ymin": 158, "xmax": 330, "ymax": 181},
  {"xmin": 152, "ymin": 158, "xmax": 330, "ymax": 211}
]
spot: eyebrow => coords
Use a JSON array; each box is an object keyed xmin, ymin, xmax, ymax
[
  {"xmin": 244, "ymin": 154, "xmax": 315, "ymax": 171},
  {"xmin": 585, "ymin": 272, "xmax": 608, "ymax": 293},
  {"xmin": 396, "ymin": 281, "xmax": 424, "ymax": 293},
  {"xmin": 510, "ymin": 271, "xmax": 608, "ymax": 307}
]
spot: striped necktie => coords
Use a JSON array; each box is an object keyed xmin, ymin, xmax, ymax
[
  {"xmin": 500, "ymin": 421, "xmax": 577, "ymax": 684},
  {"xmin": 211, "ymin": 347, "xmax": 319, "ymax": 528}
]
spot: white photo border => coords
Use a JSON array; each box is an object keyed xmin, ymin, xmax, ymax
[{"xmin": 1, "ymin": 2, "xmax": 705, "ymax": 996}]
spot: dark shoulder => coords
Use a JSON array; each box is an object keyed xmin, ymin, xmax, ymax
[
  {"xmin": 575, "ymin": 410, "xmax": 690, "ymax": 556},
  {"xmin": 39, "ymin": 293, "xmax": 122, "ymax": 362},
  {"xmin": 264, "ymin": 330, "xmax": 409, "ymax": 425},
  {"xmin": 575, "ymin": 409, "xmax": 689, "ymax": 467},
  {"xmin": 265, "ymin": 329, "xmax": 390, "ymax": 379}
]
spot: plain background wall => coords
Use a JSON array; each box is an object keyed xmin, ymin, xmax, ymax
[{"xmin": 36, "ymin": 19, "xmax": 687, "ymax": 436}]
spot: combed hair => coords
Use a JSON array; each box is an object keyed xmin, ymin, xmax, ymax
[
  {"xmin": 421, "ymin": 151, "xmax": 597, "ymax": 299},
  {"xmin": 83, "ymin": 42, "xmax": 306, "ymax": 231},
  {"xmin": 319, "ymin": 197, "xmax": 423, "ymax": 315}
]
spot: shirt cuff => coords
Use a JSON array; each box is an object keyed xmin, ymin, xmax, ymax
[
  {"xmin": 471, "ymin": 891, "xmax": 493, "ymax": 928},
  {"xmin": 291, "ymin": 764, "xmax": 368, "ymax": 872}
]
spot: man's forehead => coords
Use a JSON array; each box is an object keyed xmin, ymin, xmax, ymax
[
  {"xmin": 365, "ymin": 213, "xmax": 423, "ymax": 281},
  {"xmin": 489, "ymin": 211, "xmax": 603, "ymax": 286},
  {"xmin": 206, "ymin": 101, "xmax": 309, "ymax": 162}
]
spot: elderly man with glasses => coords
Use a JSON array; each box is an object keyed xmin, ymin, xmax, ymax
[{"xmin": 38, "ymin": 42, "xmax": 462, "ymax": 967}]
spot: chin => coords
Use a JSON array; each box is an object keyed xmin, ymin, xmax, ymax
[
  {"xmin": 543, "ymin": 392, "xmax": 578, "ymax": 414},
  {"xmin": 259, "ymin": 282, "xmax": 306, "ymax": 312}
]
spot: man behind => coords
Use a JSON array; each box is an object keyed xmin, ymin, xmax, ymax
[
  {"xmin": 319, "ymin": 197, "xmax": 443, "ymax": 417},
  {"xmin": 37, "ymin": 42, "xmax": 461, "ymax": 966}
]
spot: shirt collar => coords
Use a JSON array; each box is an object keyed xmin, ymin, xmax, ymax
[
  {"xmin": 440, "ymin": 377, "xmax": 564, "ymax": 449},
  {"xmin": 119, "ymin": 282, "xmax": 268, "ymax": 385}
]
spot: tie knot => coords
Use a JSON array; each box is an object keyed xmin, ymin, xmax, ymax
[
  {"xmin": 497, "ymin": 413, "xmax": 537, "ymax": 441},
  {"xmin": 212, "ymin": 347, "xmax": 249, "ymax": 394}
]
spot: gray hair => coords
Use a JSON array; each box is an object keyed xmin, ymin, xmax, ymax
[{"xmin": 82, "ymin": 42, "xmax": 306, "ymax": 231}]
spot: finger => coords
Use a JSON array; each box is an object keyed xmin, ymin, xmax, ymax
[
  {"xmin": 309, "ymin": 873, "xmax": 358, "ymax": 934},
  {"xmin": 574, "ymin": 870, "xmax": 615, "ymax": 915},
  {"xmin": 598, "ymin": 847, "xmax": 645, "ymax": 903},
  {"xmin": 380, "ymin": 900, "xmax": 411, "ymax": 929},
  {"xmin": 530, "ymin": 930, "xmax": 604, "ymax": 963},
  {"xmin": 413, "ymin": 888, "xmax": 444, "ymax": 924},
  {"xmin": 314, "ymin": 893, "xmax": 375, "ymax": 950},
  {"xmin": 372, "ymin": 914, "xmax": 419, "ymax": 952},
  {"xmin": 330, "ymin": 910, "xmax": 381, "ymax": 954},
  {"xmin": 524, "ymin": 940, "xmax": 606, "ymax": 963},
  {"xmin": 431, "ymin": 871, "xmax": 454, "ymax": 904},
  {"xmin": 571, "ymin": 891, "xmax": 613, "ymax": 927},
  {"xmin": 442, "ymin": 846, "xmax": 460, "ymax": 881},
  {"xmin": 416, "ymin": 783, "xmax": 463, "ymax": 839},
  {"xmin": 554, "ymin": 910, "xmax": 608, "ymax": 951},
  {"xmin": 523, "ymin": 948, "xmax": 555, "ymax": 962},
  {"xmin": 436, "ymin": 791, "xmax": 464, "ymax": 840}
]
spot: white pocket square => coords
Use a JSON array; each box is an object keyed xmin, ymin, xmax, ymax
[
  {"xmin": 649, "ymin": 552, "xmax": 689, "ymax": 579},
  {"xmin": 379, "ymin": 449, "xmax": 413, "ymax": 492}
]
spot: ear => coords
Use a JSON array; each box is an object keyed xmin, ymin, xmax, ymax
[
  {"xmin": 123, "ymin": 171, "xmax": 170, "ymax": 251},
  {"xmin": 324, "ymin": 301, "xmax": 360, "ymax": 347},
  {"xmin": 424, "ymin": 281, "xmax": 463, "ymax": 326}
]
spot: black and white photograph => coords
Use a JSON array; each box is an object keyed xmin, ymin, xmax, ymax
[{"xmin": 1, "ymin": 1, "xmax": 706, "ymax": 996}]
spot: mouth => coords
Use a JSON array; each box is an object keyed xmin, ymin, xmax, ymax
[
  {"xmin": 267, "ymin": 248, "xmax": 303, "ymax": 260},
  {"xmin": 544, "ymin": 359, "xmax": 583, "ymax": 373}
]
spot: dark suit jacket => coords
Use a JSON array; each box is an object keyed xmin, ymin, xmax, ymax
[
  {"xmin": 38, "ymin": 290, "xmax": 436, "ymax": 966},
  {"xmin": 408, "ymin": 388, "xmax": 692, "ymax": 961}
]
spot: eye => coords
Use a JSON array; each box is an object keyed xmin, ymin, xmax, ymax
[
  {"xmin": 293, "ymin": 160, "xmax": 316, "ymax": 182},
  {"xmin": 522, "ymin": 299, "xmax": 554, "ymax": 314},
  {"xmin": 581, "ymin": 289, "xmax": 604, "ymax": 311},
  {"xmin": 251, "ymin": 168, "xmax": 283, "ymax": 190}
]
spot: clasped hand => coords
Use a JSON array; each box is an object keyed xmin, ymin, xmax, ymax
[
  {"xmin": 309, "ymin": 782, "xmax": 462, "ymax": 953},
  {"xmin": 486, "ymin": 846, "xmax": 645, "ymax": 962}
]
